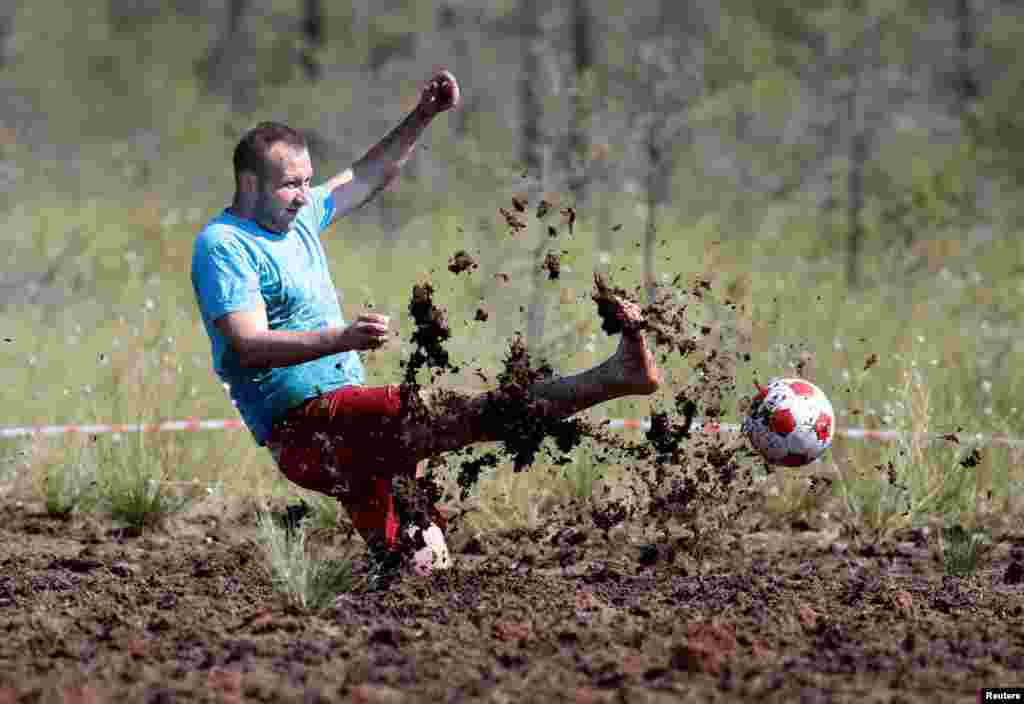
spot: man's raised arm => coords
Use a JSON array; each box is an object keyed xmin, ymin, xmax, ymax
[{"xmin": 325, "ymin": 70, "xmax": 460, "ymax": 222}]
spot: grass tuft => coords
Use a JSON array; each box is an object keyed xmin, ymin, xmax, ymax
[
  {"xmin": 94, "ymin": 433, "xmax": 196, "ymax": 533},
  {"xmin": 562, "ymin": 443, "xmax": 604, "ymax": 500},
  {"xmin": 44, "ymin": 440, "xmax": 98, "ymax": 519},
  {"xmin": 941, "ymin": 524, "xmax": 989, "ymax": 576},
  {"xmin": 255, "ymin": 509, "xmax": 355, "ymax": 610}
]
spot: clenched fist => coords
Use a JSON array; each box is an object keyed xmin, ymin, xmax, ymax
[
  {"xmin": 341, "ymin": 313, "xmax": 392, "ymax": 351},
  {"xmin": 419, "ymin": 70, "xmax": 460, "ymax": 118}
]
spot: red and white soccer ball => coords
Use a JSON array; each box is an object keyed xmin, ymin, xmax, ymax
[{"xmin": 742, "ymin": 378, "xmax": 835, "ymax": 467}]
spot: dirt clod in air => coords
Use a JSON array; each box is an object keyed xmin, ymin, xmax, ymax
[
  {"xmin": 474, "ymin": 306, "xmax": 489, "ymax": 322},
  {"xmin": 392, "ymin": 474, "xmax": 443, "ymax": 541},
  {"xmin": 864, "ymin": 352, "xmax": 879, "ymax": 371},
  {"xmin": 499, "ymin": 207, "xmax": 527, "ymax": 234},
  {"xmin": 391, "ymin": 209, "xmax": 756, "ymax": 579},
  {"xmin": 472, "ymin": 334, "xmax": 574, "ymax": 472},
  {"xmin": 447, "ymin": 250, "xmax": 478, "ymax": 275},
  {"xmin": 403, "ymin": 281, "xmax": 455, "ymax": 385},
  {"xmin": 960, "ymin": 447, "xmax": 983, "ymax": 468},
  {"xmin": 561, "ymin": 206, "xmax": 576, "ymax": 234},
  {"xmin": 591, "ymin": 272, "xmax": 644, "ymax": 337},
  {"xmin": 543, "ymin": 251, "xmax": 561, "ymax": 280},
  {"xmin": 454, "ymin": 450, "xmax": 501, "ymax": 501}
]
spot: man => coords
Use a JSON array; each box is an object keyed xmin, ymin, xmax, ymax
[{"xmin": 191, "ymin": 70, "xmax": 661, "ymax": 576}]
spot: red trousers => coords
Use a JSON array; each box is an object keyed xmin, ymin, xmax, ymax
[{"xmin": 265, "ymin": 384, "xmax": 444, "ymax": 549}]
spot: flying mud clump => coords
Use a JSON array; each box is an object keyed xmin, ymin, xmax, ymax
[
  {"xmin": 390, "ymin": 197, "xmax": 760, "ymax": 557},
  {"xmin": 582, "ymin": 271, "xmax": 759, "ymax": 542},
  {"xmin": 447, "ymin": 250, "xmax": 478, "ymax": 275},
  {"xmin": 543, "ymin": 251, "xmax": 562, "ymax": 280},
  {"xmin": 402, "ymin": 281, "xmax": 456, "ymax": 386}
]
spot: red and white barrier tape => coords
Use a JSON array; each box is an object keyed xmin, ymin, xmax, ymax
[
  {"xmin": 1, "ymin": 416, "xmax": 1021, "ymax": 448},
  {"xmin": 0, "ymin": 419, "xmax": 245, "ymax": 439},
  {"xmin": 602, "ymin": 418, "xmax": 1024, "ymax": 448}
]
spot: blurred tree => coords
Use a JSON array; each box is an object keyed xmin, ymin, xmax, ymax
[
  {"xmin": 519, "ymin": 0, "xmax": 543, "ymax": 181},
  {"xmin": 358, "ymin": 1, "xmax": 424, "ymax": 240},
  {"xmin": 196, "ymin": 0, "xmax": 256, "ymax": 111},
  {"xmin": 965, "ymin": 2, "xmax": 1024, "ymax": 190},
  {"xmin": 437, "ymin": 3, "xmax": 478, "ymax": 138},
  {"xmin": 367, "ymin": 33, "xmax": 416, "ymax": 75},
  {"xmin": 107, "ymin": 0, "xmax": 162, "ymax": 32},
  {"xmin": 953, "ymin": 0, "xmax": 980, "ymax": 118},
  {"xmin": 299, "ymin": 0, "xmax": 325, "ymax": 80},
  {"xmin": 843, "ymin": 13, "xmax": 881, "ymax": 289},
  {"xmin": 634, "ymin": 0, "xmax": 704, "ymax": 304},
  {"xmin": 521, "ymin": 0, "xmax": 548, "ymax": 349},
  {"xmin": 565, "ymin": 0, "xmax": 594, "ymax": 206},
  {"xmin": 0, "ymin": 4, "xmax": 13, "ymax": 68}
]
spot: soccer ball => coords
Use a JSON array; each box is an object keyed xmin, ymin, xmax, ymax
[{"xmin": 742, "ymin": 378, "xmax": 835, "ymax": 467}]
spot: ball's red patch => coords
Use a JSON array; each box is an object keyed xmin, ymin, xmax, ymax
[
  {"xmin": 781, "ymin": 452, "xmax": 809, "ymax": 467},
  {"xmin": 790, "ymin": 381, "xmax": 815, "ymax": 397},
  {"xmin": 755, "ymin": 384, "xmax": 769, "ymax": 401},
  {"xmin": 769, "ymin": 408, "xmax": 796, "ymax": 435},
  {"xmin": 815, "ymin": 413, "xmax": 832, "ymax": 442}
]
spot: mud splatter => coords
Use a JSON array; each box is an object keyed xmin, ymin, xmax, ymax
[
  {"xmin": 389, "ymin": 219, "xmax": 755, "ymax": 578},
  {"xmin": 402, "ymin": 281, "xmax": 455, "ymax": 385},
  {"xmin": 591, "ymin": 272, "xmax": 644, "ymax": 336},
  {"xmin": 561, "ymin": 206, "xmax": 576, "ymax": 235},
  {"xmin": 454, "ymin": 451, "xmax": 501, "ymax": 501},
  {"xmin": 543, "ymin": 251, "xmax": 562, "ymax": 280},
  {"xmin": 499, "ymin": 207, "xmax": 527, "ymax": 234},
  {"xmin": 447, "ymin": 250, "xmax": 478, "ymax": 275}
]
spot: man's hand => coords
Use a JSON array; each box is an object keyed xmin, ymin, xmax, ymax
[
  {"xmin": 418, "ymin": 70, "xmax": 460, "ymax": 119},
  {"xmin": 215, "ymin": 307, "xmax": 390, "ymax": 367},
  {"xmin": 341, "ymin": 313, "xmax": 392, "ymax": 351},
  {"xmin": 326, "ymin": 71, "xmax": 460, "ymax": 222}
]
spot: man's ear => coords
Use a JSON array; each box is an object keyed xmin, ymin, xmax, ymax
[{"xmin": 236, "ymin": 170, "xmax": 260, "ymax": 194}]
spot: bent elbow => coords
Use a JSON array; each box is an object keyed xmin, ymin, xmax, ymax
[
  {"xmin": 237, "ymin": 353, "xmax": 261, "ymax": 369},
  {"xmin": 232, "ymin": 339, "xmax": 264, "ymax": 369}
]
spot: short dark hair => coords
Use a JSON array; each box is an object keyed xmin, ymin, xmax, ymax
[{"xmin": 233, "ymin": 122, "xmax": 307, "ymax": 184}]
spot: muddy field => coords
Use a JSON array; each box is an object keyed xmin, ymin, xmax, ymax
[
  {"xmin": 2, "ymin": 495, "xmax": 1023, "ymax": 704},
  {"xmin": 4, "ymin": 209, "xmax": 1023, "ymax": 703}
]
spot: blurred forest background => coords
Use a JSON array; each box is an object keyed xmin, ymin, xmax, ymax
[{"xmin": 2, "ymin": 0, "xmax": 1024, "ymax": 466}]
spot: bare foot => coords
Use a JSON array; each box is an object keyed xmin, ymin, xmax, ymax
[{"xmin": 609, "ymin": 296, "xmax": 661, "ymax": 395}]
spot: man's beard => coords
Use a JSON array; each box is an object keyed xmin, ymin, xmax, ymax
[{"xmin": 256, "ymin": 199, "xmax": 293, "ymax": 233}]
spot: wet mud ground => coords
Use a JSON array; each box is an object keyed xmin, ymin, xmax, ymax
[
  {"xmin": 4, "ymin": 202, "xmax": 1024, "ymax": 702},
  {"xmin": 2, "ymin": 499, "xmax": 1024, "ymax": 703}
]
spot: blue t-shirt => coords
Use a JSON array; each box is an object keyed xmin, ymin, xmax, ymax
[{"xmin": 191, "ymin": 184, "xmax": 364, "ymax": 445}]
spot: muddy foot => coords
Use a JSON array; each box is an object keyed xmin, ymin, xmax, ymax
[
  {"xmin": 408, "ymin": 523, "xmax": 452, "ymax": 576},
  {"xmin": 608, "ymin": 296, "xmax": 661, "ymax": 396}
]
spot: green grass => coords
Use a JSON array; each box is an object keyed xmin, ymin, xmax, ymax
[
  {"xmin": 255, "ymin": 510, "xmax": 355, "ymax": 610},
  {"xmin": 44, "ymin": 439, "xmax": 98, "ymax": 519},
  {"xmin": 941, "ymin": 524, "xmax": 990, "ymax": 577},
  {"xmin": 5, "ymin": 196, "xmax": 1021, "ymax": 540},
  {"xmin": 94, "ymin": 432, "xmax": 197, "ymax": 533},
  {"xmin": 1, "ymin": 0, "xmax": 1023, "ymax": 544},
  {"xmin": 561, "ymin": 443, "xmax": 605, "ymax": 500}
]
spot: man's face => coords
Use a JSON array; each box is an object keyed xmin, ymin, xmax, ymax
[{"xmin": 253, "ymin": 142, "xmax": 313, "ymax": 233}]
